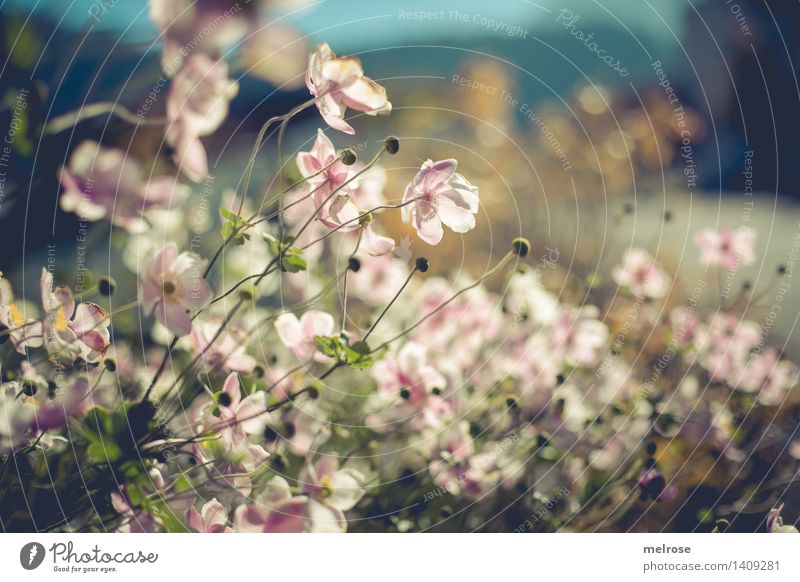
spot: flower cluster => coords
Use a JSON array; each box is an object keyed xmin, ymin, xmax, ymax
[{"xmin": 1, "ymin": 6, "xmax": 798, "ymax": 535}]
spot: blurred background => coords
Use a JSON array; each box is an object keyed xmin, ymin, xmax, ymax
[{"xmin": 1, "ymin": 0, "xmax": 800, "ymax": 330}]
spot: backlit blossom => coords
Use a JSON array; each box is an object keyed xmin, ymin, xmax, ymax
[
  {"xmin": 694, "ymin": 226, "xmax": 756, "ymax": 270},
  {"xmin": 59, "ymin": 141, "xmax": 187, "ymax": 233},
  {"xmin": 40, "ymin": 269, "xmax": 110, "ymax": 363},
  {"xmin": 401, "ymin": 159, "xmax": 479, "ymax": 245},
  {"xmin": 166, "ymin": 54, "xmax": 239, "ymax": 182},
  {"xmin": 140, "ymin": 243, "xmax": 213, "ymax": 336},
  {"xmin": 305, "ymin": 43, "xmax": 391, "ymax": 134},
  {"xmin": 0, "ymin": 273, "xmax": 43, "ymax": 353},
  {"xmin": 612, "ymin": 248, "xmax": 670, "ymax": 298}
]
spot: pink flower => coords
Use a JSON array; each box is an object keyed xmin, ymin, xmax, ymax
[
  {"xmin": 59, "ymin": 141, "xmax": 186, "ymax": 233},
  {"xmin": 32, "ymin": 378, "xmax": 90, "ymax": 432},
  {"xmin": 612, "ymin": 248, "xmax": 670, "ymax": 298},
  {"xmin": 401, "ymin": 159, "xmax": 479, "ymax": 245},
  {"xmin": 551, "ymin": 306, "xmax": 609, "ymax": 368},
  {"xmin": 140, "ymin": 243, "xmax": 213, "ymax": 336},
  {"xmin": 41, "ymin": 269, "xmax": 110, "ymax": 363},
  {"xmin": 734, "ymin": 348, "xmax": 797, "ymax": 406},
  {"xmin": 305, "ymin": 43, "xmax": 391, "ymax": 134},
  {"xmin": 296, "ymin": 129, "xmax": 360, "ymax": 230},
  {"xmin": 300, "ymin": 455, "xmax": 364, "ymax": 532},
  {"xmin": 210, "ymin": 372, "xmax": 269, "ymax": 450},
  {"xmin": 362, "ymin": 224, "xmax": 395, "ymax": 256},
  {"xmin": 150, "ymin": 0, "xmax": 249, "ymax": 75},
  {"xmin": 373, "ymin": 342, "xmax": 446, "ymax": 405},
  {"xmin": 694, "ymin": 226, "xmax": 756, "ymax": 270},
  {"xmin": 232, "ymin": 476, "xmax": 309, "ymax": 533},
  {"xmin": 186, "ymin": 498, "xmax": 230, "ymax": 533},
  {"xmin": 166, "ymin": 54, "xmax": 239, "ymax": 182},
  {"xmin": 275, "ymin": 310, "xmax": 335, "ymax": 361},
  {"xmin": 696, "ymin": 314, "xmax": 761, "ymax": 382},
  {"xmin": 191, "ymin": 317, "xmax": 256, "ymax": 375},
  {"xmin": 0, "ymin": 274, "xmax": 43, "ymax": 353}
]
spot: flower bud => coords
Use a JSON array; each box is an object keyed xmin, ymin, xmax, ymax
[
  {"xmin": 348, "ymin": 256, "xmax": 361, "ymax": 272},
  {"xmin": 415, "ymin": 257, "xmax": 429, "ymax": 272},
  {"xmin": 103, "ymin": 358, "xmax": 117, "ymax": 372},
  {"xmin": 340, "ymin": 148, "xmax": 357, "ymax": 165},
  {"xmin": 384, "ymin": 136, "xmax": 400, "ymax": 154},
  {"xmin": 511, "ymin": 237, "xmax": 530, "ymax": 258},
  {"xmin": 98, "ymin": 276, "xmax": 116, "ymax": 296}
]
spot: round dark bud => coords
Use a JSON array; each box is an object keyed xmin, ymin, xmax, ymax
[
  {"xmin": 0, "ymin": 324, "xmax": 9, "ymax": 345},
  {"xmin": 506, "ymin": 397, "xmax": 518, "ymax": 410},
  {"xmin": 103, "ymin": 358, "xmax": 116, "ymax": 372},
  {"xmin": 440, "ymin": 506, "xmax": 453, "ymax": 518},
  {"xmin": 399, "ymin": 468, "xmax": 416, "ymax": 484},
  {"xmin": 98, "ymin": 276, "xmax": 116, "ymax": 296},
  {"xmin": 348, "ymin": 256, "xmax": 362, "ymax": 272},
  {"xmin": 284, "ymin": 421, "xmax": 296, "ymax": 439},
  {"xmin": 340, "ymin": 148, "xmax": 357, "ymax": 166},
  {"xmin": 646, "ymin": 441, "xmax": 657, "ymax": 455},
  {"xmin": 268, "ymin": 355, "xmax": 278, "ymax": 365},
  {"xmin": 399, "ymin": 387, "xmax": 411, "ymax": 400},
  {"xmin": 47, "ymin": 381, "xmax": 58, "ymax": 399},
  {"xmin": 645, "ymin": 457, "xmax": 657, "ymax": 469},
  {"xmin": 162, "ymin": 280, "xmax": 176, "ymax": 295},
  {"xmin": 778, "ymin": 264, "xmax": 787, "ymax": 276},
  {"xmin": 22, "ymin": 383, "xmax": 38, "ymax": 397},
  {"xmin": 217, "ymin": 392, "xmax": 233, "ymax": 407},
  {"xmin": 511, "ymin": 237, "xmax": 531, "ymax": 258},
  {"xmin": 536, "ymin": 435, "xmax": 549, "ymax": 448},
  {"xmin": 415, "ymin": 257, "xmax": 429, "ymax": 273},
  {"xmin": 555, "ymin": 373, "xmax": 565, "ymax": 385},
  {"xmin": 383, "ymin": 136, "xmax": 400, "ymax": 154},
  {"xmin": 306, "ymin": 386, "xmax": 320, "ymax": 400},
  {"xmin": 238, "ymin": 287, "xmax": 254, "ymax": 301},
  {"xmin": 253, "ymin": 365, "xmax": 265, "ymax": 378},
  {"xmin": 270, "ymin": 453, "xmax": 287, "ymax": 471},
  {"xmin": 264, "ymin": 425, "xmax": 279, "ymax": 442},
  {"xmin": 431, "ymin": 386, "xmax": 442, "ymax": 396}
]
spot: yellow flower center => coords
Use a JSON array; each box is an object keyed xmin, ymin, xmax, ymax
[
  {"xmin": 54, "ymin": 306, "xmax": 69, "ymax": 332},
  {"xmin": 320, "ymin": 475, "xmax": 333, "ymax": 498},
  {"xmin": 8, "ymin": 304, "xmax": 24, "ymax": 326}
]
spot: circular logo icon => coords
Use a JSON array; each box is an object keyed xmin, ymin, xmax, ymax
[{"xmin": 19, "ymin": 542, "xmax": 46, "ymax": 570}]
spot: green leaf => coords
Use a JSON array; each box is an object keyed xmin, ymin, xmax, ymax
[{"xmin": 281, "ymin": 252, "xmax": 307, "ymax": 273}]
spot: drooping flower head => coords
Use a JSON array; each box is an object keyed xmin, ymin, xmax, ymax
[
  {"xmin": 166, "ymin": 54, "xmax": 239, "ymax": 182},
  {"xmin": 401, "ymin": 159, "xmax": 479, "ymax": 246},
  {"xmin": 305, "ymin": 43, "xmax": 391, "ymax": 134}
]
